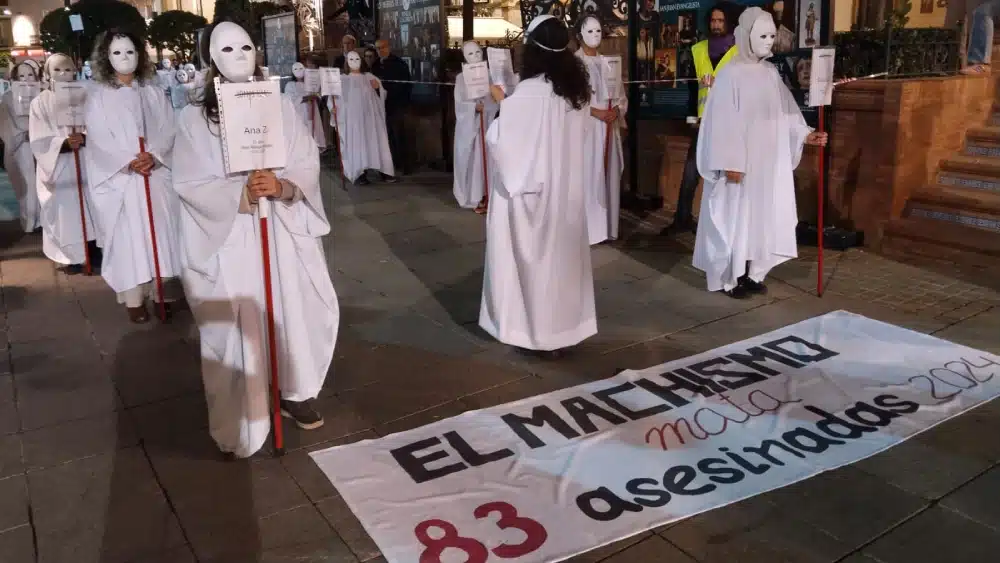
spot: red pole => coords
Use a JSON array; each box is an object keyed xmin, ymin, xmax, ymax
[
  {"xmin": 138, "ymin": 137, "xmax": 167, "ymax": 321},
  {"xmin": 817, "ymin": 107, "xmax": 826, "ymax": 298},
  {"xmin": 72, "ymin": 126, "xmax": 91, "ymax": 275},
  {"xmin": 479, "ymin": 111, "xmax": 489, "ymax": 209},
  {"xmin": 258, "ymin": 199, "xmax": 284, "ymax": 456},
  {"xmin": 604, "ymin": 100, "xmax": 613, "ymax": 228}
]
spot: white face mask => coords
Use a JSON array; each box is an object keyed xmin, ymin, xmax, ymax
[
  {"xmin": 210, "ymin": 22, "xmax": 256, "ymax": 83},
  {"xmin": 175, "ymin": 69, "xmax": 190, "ymax": 84},
  {"xmin": 15, "ymin": 65, "xmax": 36, "ymax": 82},
  {"xmin": 83, "ymin": 63, "xmax": 92, "ymax": 79},
  {"xmin": 749, "ymin": 17, "xmax": 776, "ymax": 59},
  {"xmin": 462, "ymin": 42, "xmax": 482, "ymax": 64},
  {"xmin": 47, "ymin": 56, "xmax": 76, "ymax": 83},
  {"xmin": 162, "ymin": 59, "xmax": 172, "ymax": 70},
  {"xmin": 184, "ymin": 63, "xmax": 196, "ymax": 74},
  {"xmin": 346, "ymin": 52, "xmax": 362, "ymax": 71},
  {"xmin": 581, "ymin": 18, "xmax": 602, "ymax": 49},
  {"xmin": 109, "ymin": 36, "xmax": 139, "ymax": 75},
  {"xmin": 292, "ymin": 62, "xmax": 305, "ymax": 79}
]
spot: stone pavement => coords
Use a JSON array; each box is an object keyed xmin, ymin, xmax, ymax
[{"xmin": 1, "ymin": 164, "xmax": 999, "ymax": 563}]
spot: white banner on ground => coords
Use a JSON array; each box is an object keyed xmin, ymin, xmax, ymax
[{"xmin": 311, "ymin": 311, "xmax": 1000, "ymax": 563}]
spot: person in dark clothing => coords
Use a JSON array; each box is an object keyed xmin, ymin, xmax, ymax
[
  {"xmin": 332, "ymin": 35, "xmax": 357, "ymax": 69},
  {"xmin": 372, "ymin": 39, "xmax": 412, "ymax": 177},
  {"xmin": 663, "ymin": 2, "xmax": 742, "ymax": 236}
]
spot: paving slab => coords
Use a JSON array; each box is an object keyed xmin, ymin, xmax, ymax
[{"xmin": 864, "ymin": 505, "xmax": 1000, "ymax": 563}]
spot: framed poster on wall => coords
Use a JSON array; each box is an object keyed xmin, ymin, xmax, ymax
[{"xmin": 262, "ymin": 12, "xmax": 300, "ymax": 79}]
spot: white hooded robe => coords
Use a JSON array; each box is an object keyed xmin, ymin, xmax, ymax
[
  {"xmin": 0, "ymin": 89, "xmax": 40, "ymax": 231},
  {"xmin": 82, "ymin": 81, "xmax": 183, "ymax": 296},
  {"xmin": 693, "ymin": 8, "xmax": 813, "ymax": 292},
  {"xmin": 172, "ymin": 96, "xmax": 339, "ymax": 458},
  {"xmin": 577, "ymin": 51, "xmax": 626, "ymax": 245},
  {"xmin": 480, "ymin": 77, "xmax": 596, "ymax": 351},
  {"xmin": 284, "ymin": 80, "xmax": 327, "ymax": 150},
  {"xmin": 328, "ymin": 73, "xmax": 394, "ymax": 181},
  {"xmin": 29, "ymin": 89, "xmax": 97, "ymax": 265},
  {"xmin": 452, "ymin": 71, "xmax": 500, "ymax": 208}
]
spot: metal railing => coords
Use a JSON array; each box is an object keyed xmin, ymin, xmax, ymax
[{"xmin": 834, "ymin": 26, "xmax": 961, "ymax": 80}]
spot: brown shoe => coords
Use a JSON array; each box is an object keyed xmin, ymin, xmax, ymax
[
  {"xmin": 279, "ymin": 399, "xmax": 324, "ymax": 430},
  {"xmin": 127, "ymin": 305, "xmax": 150, "ymax": 324}
]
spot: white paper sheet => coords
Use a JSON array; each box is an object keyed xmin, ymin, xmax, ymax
[
  {"xmin": 602, "ymin": 55, "xmax": 623, "ymax": 101},
  {"xmin": 303, "ymin": 68, "xmax": 321, "ymax": 94},
  {"xmin": 12, "ymin": 82, "xmax": 40, "ymax": 117},
  {"xmin": 320, "ymin": 67, "xmax": 342, "ymax": 97},
  {"xmin": 487, "ymin": 48, "xmax": 516, "ymax": 94},
  {"xmin": 215, "ymin": 78, "xmax": 287, "ymax": 174},
  {"xmin": 809, "ymin": 47, "xmax": 836, "ymax": 107},
  {"xmin": 53, "ymin": 81, "xmax": 88, "ymax": 128},
  {"xmin": 462, "ymin": 61, "xmax": 490, "ymax": 101}
]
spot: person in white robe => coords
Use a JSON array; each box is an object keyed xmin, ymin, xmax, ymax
[
  {"xmin": 693, "ymin": 7, "xmax": 827, "ymax": 299},
  {"xmin": 284, "ymin": 61, "xmax": 327, "ymax": 151},
  {"xmin": 169, "ymin": 68, "xmax": 195, "ymax": 111},
  {"xmin": 174, "ymin": 22, "xmax": 339, "ymax": 458},
  {"xmin": 1, "ymin": 62, "xmax": 42, "ymax": 232},
  {"xmin": 83, "ymin": 31, "xmax": 184, "ymax": 323},
  {"xmin": 156, "ymin": 59, "xmax": 177, "ymax": 91},
  {"xmin": 481, "ymin": 15, "xmax": 597, "ymax": 357},
  {"xmin": 576, "ymin": 15, "xmax": 627, "ymax": 245},
  {"xmin": 29, "ymin": 53, "xmax": 102, "ymax": 274},
  {"xmin": 328, "ymin": 51, "xmax": 394, "ymax": 185},
  {"xmin": 453, "ymin": 41, "xmax": 500, "ymax": 213}
]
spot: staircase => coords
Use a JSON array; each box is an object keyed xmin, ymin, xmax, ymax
[{"xmin": 880, "ymin": 112, "xmax": 1000, "ymax": 270}]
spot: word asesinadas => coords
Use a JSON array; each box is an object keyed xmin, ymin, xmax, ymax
[
  {"xmin": 575, "ymin": 394, "xmax": 920, "ymax": 522},
  {"xmin": 390, "ymin": 335, "xmax": 838, "ymax": 484}
]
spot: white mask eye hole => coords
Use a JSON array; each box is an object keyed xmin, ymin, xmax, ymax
[
  {"xmin": 113, "ymin": 50, "xmax": 121, "ymax": 56},
  {"xmin": 242, "ymin": 45, "xmax": 252, "ymax": 52},
  {"xmin": 222, "ymin": 46, "xmax": 233, "ymax": 53}
]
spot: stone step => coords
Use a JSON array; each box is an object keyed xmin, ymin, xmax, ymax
[
  {"xmin": 881, "ymin": 216, "xmax": 1000, "ymax": 267},
  {"xmin": 966, "ymin": 126, "xmax": 1000, "ymax": 157},
  {"xmin": 939, "ymin": 155, "xmax": 1000, "ymax": 180},
  {"xmin": 910, "ymin": 183, "xmax": 1000, "ymax": 217}
]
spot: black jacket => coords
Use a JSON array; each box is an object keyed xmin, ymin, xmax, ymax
[{"xmin": 372, "ymin": 54, "xmax": 412, "ymax": 113}]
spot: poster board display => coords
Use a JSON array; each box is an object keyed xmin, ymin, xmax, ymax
[
  {"xmin": 377, "ymin": 0, "xmax": 444, "ymax": 103},
  {"xmin": 262, "ymin": 12, "xmax": 299, "ymax": 79}
]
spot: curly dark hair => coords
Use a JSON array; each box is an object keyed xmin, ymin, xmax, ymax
[
  {"xmin": 11, "ymin": 61, "xmax": 40, "ymax": 82},
  {"xmin": 707, "ymin": 1, "xmax": 743, "ymax": 33},
  {"xmin": 90, "ymin": 29, "xmax": 155, "ymax": 86},
  {"xmin": 520, "ymin": 18, "xmax": 591, "ymax": 110},
  {"xmin": 194, "ymin": 20, "xmax": 264, "ymax": 127}
]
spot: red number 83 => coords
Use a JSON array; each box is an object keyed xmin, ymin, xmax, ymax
[{"xmin": 414, "ymin": 501, "xmax": 548, "ymax": 562}]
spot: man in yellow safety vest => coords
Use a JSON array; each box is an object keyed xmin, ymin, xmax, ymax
[{"xmin": 664, "ymin": 2, "xmax": 742, "ymax": 235}]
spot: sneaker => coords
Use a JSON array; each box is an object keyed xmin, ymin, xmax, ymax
[
  {"xmin": 382, "ymin": 174, "xmax": 400, "ymax": 184},
  {"xmin": 280, "ymin": 399, "xmax": 325, "ymax": 430},
  {"xmin": 738, "ymin": 276, "xmax": 768, "ymax": 295}
]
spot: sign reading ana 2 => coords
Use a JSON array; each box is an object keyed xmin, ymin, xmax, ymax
[{"xmin": 310, "ymin": 311, "xmax": 1000, "ymax": 563}]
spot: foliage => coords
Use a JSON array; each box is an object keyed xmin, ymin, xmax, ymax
[
  {"xmin": 213, "ymin": 0, "xmax": 253, "ymax": 29},
  {"xmin": 889, "ymin": 0, "xmax": 913, "ymax": 30},
  {"xmin": 212, "ymin": 0, "xmax": 292, "ymax": 44},
  {"xmin": 149, "ymin": 10, "xmax": 208, "ymax": 62},
  {"xmin": 39, "ymin": 9, "xmax": 74, "ymax": 56},
  {"xmin": 834, "ymin": 26, "xmax": 959, "ymax": 80},
  {"xmin": 39, "ymin": 0, "xmax": 147, "ymax": 62}
]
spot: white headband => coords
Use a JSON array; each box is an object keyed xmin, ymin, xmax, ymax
[{"xmin": 523, "ymin": 14, "xmax": 567, "ymax": 52}]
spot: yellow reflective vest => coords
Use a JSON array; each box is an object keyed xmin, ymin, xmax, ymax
[{"xmin": 692, "ymin": 40, "xmax": 737, "ymax": 118}]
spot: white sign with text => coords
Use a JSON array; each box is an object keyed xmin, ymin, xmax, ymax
[
  {"xmin": 12, "ymin": 81, "xmax": 40, "ymax": 117},
  {"xmin": 809, "ymin": 47, "xmax": 836, "ymax": 107},
  {"xmin": 312, "ymin": 311, "xmax": 1000, "ymax": 563},
  {"xmin": 320, "ymin": 67, "xmax": 342, "ymax": 97},
  {"xmin": 214, "ymin": 78, "xmax": 286, "ymax": 174},
  {"xmin": 462, "ymin": 61, "xmax": 490, "ymax": 101},
  {"xmin": 487, "ymin": 48, "xmax": 516, "ymax": 94},
  {"xmin": 53, "ymin": 81, "xmax": 88, "ymax": 128}
]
